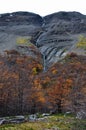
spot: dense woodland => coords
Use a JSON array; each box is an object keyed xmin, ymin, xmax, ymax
[{"xmin": 0, "ymin": 50, "xmax": 86, "ymax": 116}]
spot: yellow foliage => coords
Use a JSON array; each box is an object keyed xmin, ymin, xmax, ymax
[
  {"xmin": 52, "ymin": 69, "xmax": 58, "ymax": 74},
  {"xmin": 32, "ymin": 67, "xmax": 38, "ymax": 75},
  {"xmin": 16, "ymin": 37, "xmax": 32, "ymax": 46},
  {"xmin": 76, "ymin": 35, "xmax": 86, "ymax": 49},
  {"xmin": 16, "ymin": 37, "xmax": 28, "ymax": 44},
  {"xmin": 32, "ymin": 64, "xmax": 43, "ymax": 75}
]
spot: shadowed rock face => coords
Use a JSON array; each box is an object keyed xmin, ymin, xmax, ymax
[
  {"xmin": 0, "ymin": 11, "xmax": 86, "ymax": 68},
  {"xmin": 0, "ymin": 11, "xmax": 43, "ymax": 26}
]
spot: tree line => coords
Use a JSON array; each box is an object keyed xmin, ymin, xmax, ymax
[{"xmin": 0, "ymin": 51, "xmax": 86, "ymax": 116}]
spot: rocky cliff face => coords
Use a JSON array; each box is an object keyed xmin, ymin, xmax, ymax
[
  {"xmin": 37, "ymin": 12, "xmax": 86, "ymax": 68},
  {"xmin": 0, "ymin": 11, "xmax": 86, "ymax": 68}
]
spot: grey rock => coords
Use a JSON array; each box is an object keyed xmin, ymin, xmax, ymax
[
  {"xmin": 0, "ymin": 11, "xmax": 86, "ymax": 69},
  {"xmin": 37, "ymin": 116, "xmax": 48, "ymax": 122},
  {"xmin": 76, "ymin": 110, "xmax": 86, "ymax": 119},
  {"xmin": 0, "ymin": 118, "xmax": 10, "ymax": 125},
  {"xmin": 42, "ymin": 113, "xmax": 50, "ymax": 116},
  {"xmin": 38, "ymin": 12, "xmax": 86, "ymax": 68},
  {"xmin": 0, "ymin": 115, "xmax": 25, "ymax": 125},
  {"xmin": 0, "ymin": 118, "xmax": 6, "ymax": 125},
  {"xmin": 29, "ymin": 114, "xmax": 37, "ymax": 121},
  {"xmin": 64, "ymin": 111, "xmax": 71, "ymax": 117}
]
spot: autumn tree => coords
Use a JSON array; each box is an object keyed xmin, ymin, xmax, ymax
[{"xmin": 46, "ymin": 77, "xmax": 73, "ymax": 113}]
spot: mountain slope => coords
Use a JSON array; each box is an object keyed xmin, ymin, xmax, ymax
[
  {"xmin": 0, "ymin": 11, "xmax": 86, "ymax": 116},
  {"xmin": 0, "ymin": 11, "xmax": 86, "ymax": 69}
]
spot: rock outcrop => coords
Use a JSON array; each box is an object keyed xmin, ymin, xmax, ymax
[
  {"xmin": 37, "ymin": 11, "xmax": 86, "ymax": 68},
  {"xmin": 0, "ymin": 11, "xmax": 86, "ymax": 69},
  {"xmin": 0, "ymin": 11, "xmax": 43, "ymax": 64}
]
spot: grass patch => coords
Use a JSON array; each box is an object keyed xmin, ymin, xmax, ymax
[
  {"xmin": 0, "ymin": 114, "xmax": 86, "ymax": 130},
  {"xmin": 71, "ymin": 119, "xmax": 86, "ymax": 130}
]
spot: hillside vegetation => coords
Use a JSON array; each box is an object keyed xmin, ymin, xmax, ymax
[{"xmin": 0, "ymin": 51, "xmax": 86, "ymax": 116}]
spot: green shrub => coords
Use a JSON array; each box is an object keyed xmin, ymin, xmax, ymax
[{"xmin": 72, "ymin": 119, "xmax": 86, "ymax": 130}]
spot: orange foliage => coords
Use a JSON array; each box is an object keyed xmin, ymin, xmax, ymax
[{"xmin": 0, "ymin": 51, "xmax": 86, "ymax": 116}]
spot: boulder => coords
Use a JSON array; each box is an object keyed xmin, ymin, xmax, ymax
[
  {"xmin": 76, "ymin": 110, "xmax": 86, "ymax": 119},
  {"xmin": 42, "ymin": 113, "xmax": 50, "ymax": 116},
  {"xmin": 0, "ymin": 118, "xmax": 6, "ymax": 125},
  {"xmin": 29, "ymin": 114, "xmax": 37, "ymax": 121},
  {"xmin": 0, "ymin": 115, "xmax": 25, "ymax": 125}
]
